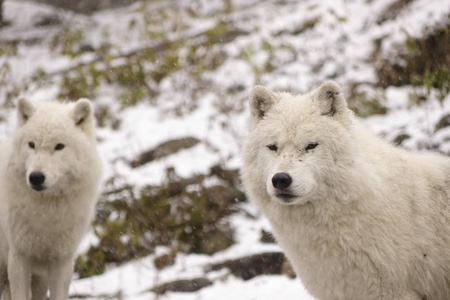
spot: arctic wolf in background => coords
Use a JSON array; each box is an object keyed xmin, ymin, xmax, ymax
[
  {"xmin": 0, "ymin": 98, "xmax": 103, "ymax": 299},
  {"xmin": 242, "ymin": 81, "xmax": 450, "ymax": 300}
]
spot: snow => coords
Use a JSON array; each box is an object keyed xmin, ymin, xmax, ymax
[
  {"xmin": 1, "ymin": 0, "xmax": 449, "ymax": 299},
  {"xmin": 70, "ymin": 205, "xmax": 316, "ymax": 299},
  {"xmin": 70, "ymin": 204, "xmax": 313, "ymax": 299}
]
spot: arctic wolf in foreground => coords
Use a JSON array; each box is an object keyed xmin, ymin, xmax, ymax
[
  {"xmin": 242, "ymin": 81, "xmax": 450, "ymax": 300},
  {"xmin": 0, "ymin": 98, "xmax": 102, "ymax": 299}
]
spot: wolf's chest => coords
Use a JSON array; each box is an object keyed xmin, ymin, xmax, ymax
[
  {"xmin": 7, "ymin": 198, "xmax": 85, "ymax": 260},
  {"xmin": 268, "ymin": 209, "xmax": 390, "ymax": 299}
]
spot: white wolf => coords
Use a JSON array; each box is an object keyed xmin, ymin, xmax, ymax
[
  {"xmin": 0, "ymin": 98, "xmax": 103, "ymax": 299},
  {"xmin": 241, "ymin": 81, "xmax": 450, "ymax": 300}
]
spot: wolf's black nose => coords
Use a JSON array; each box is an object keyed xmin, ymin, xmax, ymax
[
  {"xmin": 29, "ymin": 172, "xmax": 45, "ymax": 186},
  {"xmin": 272, "ymin": 173, "xmax": 292, "ymax": 190}
]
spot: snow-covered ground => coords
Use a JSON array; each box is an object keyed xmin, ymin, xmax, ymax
[
  {"xmin": 0, "ymin": 0, "xmax": 449, "ymax": 299},
  {"xmin": 71, "ymin": 205, "xmax": 315, "ymax": 299}
]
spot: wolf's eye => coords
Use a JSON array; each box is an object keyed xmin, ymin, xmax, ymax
[
  {"xmin": 305, "ymin": 142, "xmax": 318, "ymax": 152},
  {"xmin": 28, "ymin": 142, "xmax": 35, "ymax": 149},
  {"xmin": 55, "ymin": 143, "xmax": 65, "ymax": 151},
  {"xmin": 267, "ymin": 144, "xmax": 278, "ymax": 151}
]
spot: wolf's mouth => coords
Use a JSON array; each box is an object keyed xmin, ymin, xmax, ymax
[
  {"xmin": 276, "ymin": 193, "xmax": 297, "ymax": 202},
  {"xmin": 31, "ymin": 185, "xmax": 46, "ymax": 191}
]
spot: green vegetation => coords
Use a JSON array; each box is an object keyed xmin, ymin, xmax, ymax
[
  {"xmin": 375, "ymin": 25, "xmax": 450, "ymax": 102},
  {"xmin": 347, "ymin": 86, "xmax": 388, "ymax": 117},
  {"xmin": 42, "ymin": 20, "xmax": 240, "ymax": 111},
  {"xmin": 75, "ymin": 165, "xmax": 245, "ymax": 278},
  {"xmin": 50, "ymin": 27, "xmax": 85, "ymax": 58}
]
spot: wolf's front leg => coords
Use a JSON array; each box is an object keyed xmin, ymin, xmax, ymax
[
  {"xmin": 48, "ymin": 257, "xmax": 73, "ymax": 300},
  {"xmin": 31, "ymin": 273, "xmax": 48, "ymax": 300},
  {"xmin": 8, "ymin": 251, "xmax": 31, "ymax": 300},
  {"xmin": 3, "ymin": 284, "xmax": 11, "ymax": 300},
  {"xmin": 0, "ymin": 263, "xmax": 7, "ymax": 296}
]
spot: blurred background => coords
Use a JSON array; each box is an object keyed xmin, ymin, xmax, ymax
[{"xmin": 0, "ymin": 0, "xmax": 449, "ymax": 299}]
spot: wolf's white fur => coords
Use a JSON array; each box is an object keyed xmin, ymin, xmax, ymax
[
  {"xmin": 0, "ymin": 98, "xmax": 103, "ymax": 300},
  {"xmin": 242, "ymin": 81, "xmax": 450, "ymax": 300}
]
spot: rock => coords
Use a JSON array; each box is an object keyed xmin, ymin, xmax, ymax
[
  {"xmin": 392, "ymin": 133, "xmax": 410, "ymax": 146},
  {"xmin": 435, "ymin": 114, "xmax": 450, "ymax": 132},
  {"xmin": 79, "ymin": 44, "xmax": 96, "ymax": 53},
  {"xmin": 151, "ymin": 278, "xmax": 212, "ymax": 294},
  {"xmin": 30, "ymin": 0, "xmax": 141, "ymax": 14},
  {"xmin": 154, "ymin": 252, "xmax": 176, "ymax": 270},
  {"xmin": 260, "ymin": 229, "xmax": 276, "ymax": 244},
  {"xmin": 376, "ymin": 0, "xmax": 414, "ymax": 25},
  {"xmin": 0, "ymin": 0, "xmax": 3, "ymax": 25},
  {"xmin": 210, "ymin": 165, "xmax": 241, "ymax": 186},
  {"xmin": 207, "ymin": 252, "xmax": 287, "ymax": 280},
  {"xmin": 130, "ymin": 137, "xmax": 200, "ymax": 168},
  {"xmin": 198, "ymin": 226, "xmax": 234, "ymax": 255},
  {"xmin": 33, "ymin": 13, "xmax": 61, "ymax": 27},
  {"xmin": 206, "ymin": 185, "xmax": 246, "ymax": 207},
  {"xmin": 281, "ymin": 260, "xmax": 296, "ymax": 278}
]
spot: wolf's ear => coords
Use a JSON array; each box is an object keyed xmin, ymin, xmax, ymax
[
  {"xmin": 314, "ymin": 81, "xmax": 348, "ymax": 117},
  {"xmin": 250, "ymin": 85, "xmax": 278, "ymax": 120},
  {"xmin": 17, "ymin": 97, "xmax": 36, "ymax": 127},
  {"xmin": 73, "ymin": 99, "xmax": 94, "ymax": 134}
]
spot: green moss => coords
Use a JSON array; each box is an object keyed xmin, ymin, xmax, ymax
[
  {"xmin": 206, "ymin": 22, "xmax": 229, "ymax": 43},
  {"xmin": 75, "ymin": 248, "xmax": 106, "ymax": 278},
  {"xmin": 423, "ymin": 65, "xmax": 450, "ymax": 102},
  {"xmin": 301, "ymin": 17, "xmax": 321, "ymax": 31},
  {"xmin": 150, "ymin": 54, "xmax": 180, "ymax": 83},
  {"xmin": 239, "ymin": 46, "xmax": 254, "ymax": 62},
  {"xmin": 30, "ymin": 68, "xmax": 46, "ymax": 83}
]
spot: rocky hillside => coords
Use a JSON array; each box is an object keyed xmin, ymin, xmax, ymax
[{"xmin": 0, "ymin": 0, "xmax": 449, "ymax": 299}]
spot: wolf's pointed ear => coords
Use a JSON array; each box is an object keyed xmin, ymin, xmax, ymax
[
  {"xmin": 314, "ymin": 81, "xmax": 348, "ymax": 117},
  {"xmin": 73, "ymin": 99, "xmax": 94, "ymax": 134},
  {"xmin": 17, "ymin": 97, "xmax": 36, "ymax": 127},
  {"xmin": 250, "ymin": 85, "xmax": 278, "ymax": 120}
]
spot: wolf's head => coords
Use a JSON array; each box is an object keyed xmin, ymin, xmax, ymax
[
  {"xmin": 242, "ymin": 81, "xmax": 356, "ymax": 205},
  {"xmin": 11, "ymin": 98, "xmax": 99, "ymax": 194}
]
